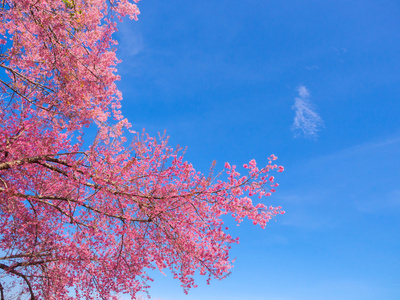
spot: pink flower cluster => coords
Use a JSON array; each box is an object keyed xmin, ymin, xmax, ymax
[{"xmin": 0, "ymin": 0, "xmax": 283, "ymax": 299}]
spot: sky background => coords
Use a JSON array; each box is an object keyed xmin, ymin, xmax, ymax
[{"xmin": 114, "ymin": 1, "xmax": 400, "ymax": 299}]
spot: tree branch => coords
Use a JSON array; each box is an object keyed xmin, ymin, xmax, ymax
[{"xmin": 0, "ymin": 263, "xmax": 35, "ymax": 300}]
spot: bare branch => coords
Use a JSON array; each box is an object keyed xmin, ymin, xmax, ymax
[{"xmin": 0, "ymin": 263, "xmax": 35, "ymax": 300}]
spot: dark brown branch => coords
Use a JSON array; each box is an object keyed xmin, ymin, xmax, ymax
[
  {"xmin": 0, "ymin": 281, "xmax": 4, "ymax": 300},
  {"xmin": 0, "ymin": 251, "xmax": 52, "ymax": 261},
  {"xmin": 11, "ymin": 259, "xmax": 59, "ymax": 269},
  {"xmin": 0, "ymin": 78, "xmax": 51, "ymax": 111},
  {"xmin": 0, "ymin": 152, "xmax": 84, "ymax": 170},
  {"xmin": 12, "ymin": 193, "xmax": 153, "ymax": 224},
  {"xmin": 0, "ymin": 263, "xmax": 35, "ymax": 300},
  {"xmin": 0, "ymin": 63, "xmax": 55, "ymax": 92}
]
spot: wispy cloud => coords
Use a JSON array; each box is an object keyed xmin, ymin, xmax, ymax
[
  {"xmin": 117, "ymin": 22, "xmax": 144, "ymax": 57},
  {"xmin": 292, "ymin": 85, "xmax": 324, "ymax": 138},
  {"xmin": 305, "ymin": 65, "xmax": 319, "ymax": 71}
]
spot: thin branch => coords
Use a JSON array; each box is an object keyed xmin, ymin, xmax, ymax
[
  {"xmin": 0, "ymin": 63, "xmax": 55, "ymax": 93},
  {"xmin": 0, "ymin": 78, "xmax": 51, "ymax": 111},
  {"xmin": 0, "ymin": 251, "xmax": 53, "ymax": 261},
  {"xmin": 12, "ymin": 193, "xmax": 153, "ymax": 224},
  {"xmin": 0, "ymin": 263, "xmax": 35, "ymax": 300},
  {"xmin": 0, "ymin": 152, "xmax": 84, "ymax": 170}
]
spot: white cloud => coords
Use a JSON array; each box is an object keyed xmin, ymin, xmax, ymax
[
  {"xmin": 292, "ymin": 85, "xmax": 324, "ymax": 138},
  {"xmin": 117, "ymin": 22, "xmax": 144, "ymax": 57},
  {"xmin": 305, "ymin": 65, "xmax": 319, "ymax": 71}
]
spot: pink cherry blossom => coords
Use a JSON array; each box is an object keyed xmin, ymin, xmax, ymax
[{"xmin": 0, "ymin": 1, "xmax": 284, "ymax": 299}]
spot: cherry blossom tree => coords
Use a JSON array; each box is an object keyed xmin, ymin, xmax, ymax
[{"xmin": 0, "ymin": 0, "xmax": 284, "ymax": 299}]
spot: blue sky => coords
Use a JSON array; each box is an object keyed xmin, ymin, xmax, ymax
[{"xmin": 115, "ymin": 1, "xmax": 400, "ymax": 299}]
